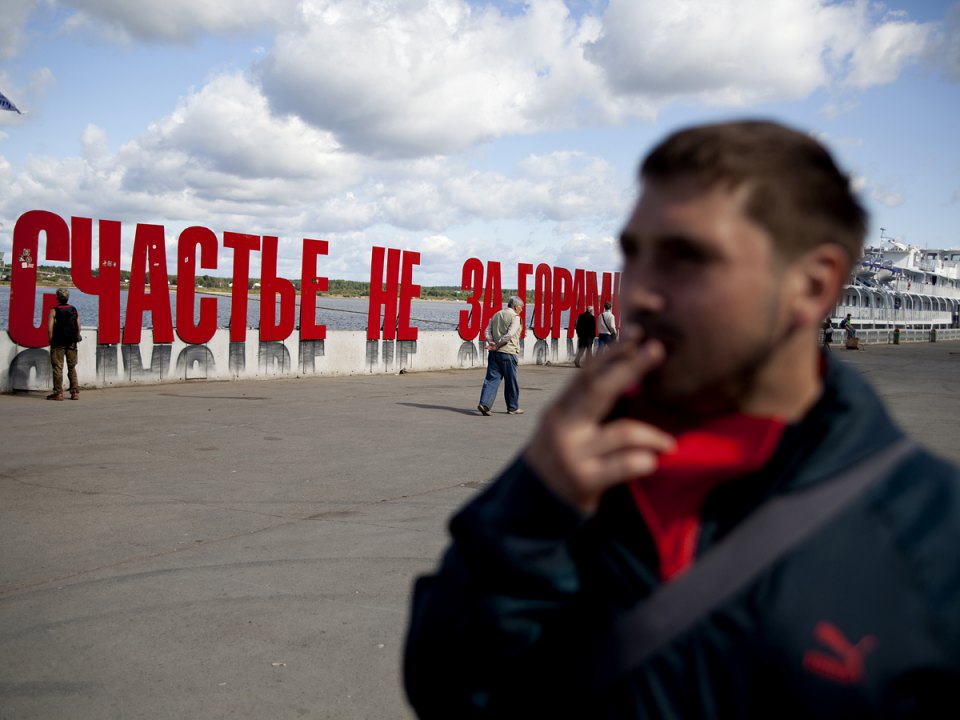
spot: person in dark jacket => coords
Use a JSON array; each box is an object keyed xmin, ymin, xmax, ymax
[
  {"xmin": 47, "ymin": 287, "xmax": 81, "ymax": 401},
  {"xmin": 574, "ymin": 305, "xmax": 596, "ymax": 368},
  {"xmin": 840, "ymin": 313, "xmax": 857, "ymax": 339},
  {"xmin": 403, "ymin": 120, "xmax": 960, "ymax": 718}
]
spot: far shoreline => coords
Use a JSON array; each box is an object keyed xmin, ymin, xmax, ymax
[{"xmin": 0, "ymin": 282, "xmax": 469, "ymax": 304}]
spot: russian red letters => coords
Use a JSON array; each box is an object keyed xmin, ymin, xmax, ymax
[{"xmin": 7, "ymin": 210, "xmax": 617, "ymax": 348}]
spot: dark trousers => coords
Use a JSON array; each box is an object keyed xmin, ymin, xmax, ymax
[{"xmin": 575, "ymin": 336, "xmax": 594, "ymax": 367}]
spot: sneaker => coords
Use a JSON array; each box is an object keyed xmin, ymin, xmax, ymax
[
  {"xmin": 507, "ymin": 408, "xmax": 525, "ymax": 415},
  {"xmin": 477, "ymin": 404, "xmax": 491, "ymax": 416},
  {"xmin": 70, "ymin": 390, "xmax": 80, "ymax": 400},
  {"xmin": 46, "ymin": 392, "xmax": 64, "ymax": 401}
]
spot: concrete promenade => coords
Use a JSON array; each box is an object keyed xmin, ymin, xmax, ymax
[{"xmin": 1, "ymin": 341, "xmax": 959, "ymax": 719}]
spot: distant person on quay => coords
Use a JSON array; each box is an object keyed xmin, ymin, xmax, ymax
[
  {"xmin": 821, "ymin": 317, "xmax": 834, "ymax": 350},
  {"xmin": 477, "ymin": 296, "xmax": 525, "ymax": 416},
  {"xmin": 574, "ymin": 305, "xmax": 596, "ymax": 368},
  {"xmin": 597, "ymin": 300, "xmax": 617, "ymax": 349},
  {"xmin": 47, "ymin": 288, "xmax": 81, "ymax": 401},
  {"xmin": 840, "ymin": 312, "xmax": 856, "ymax": 339},
  {"xmin": 405, "ymin": 119, "xmax": 960, "ymax": 718}
]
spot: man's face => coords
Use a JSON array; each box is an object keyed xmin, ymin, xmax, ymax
[{"xmin": 619, "ymin": 177, "xmax": 790, "ymax": 418}]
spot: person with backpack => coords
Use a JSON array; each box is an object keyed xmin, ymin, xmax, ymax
[{"xmin": 47, "ymin": 287, "xmax": 81, "ymax": 401}]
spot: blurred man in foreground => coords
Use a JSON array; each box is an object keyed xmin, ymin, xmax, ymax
[{"xmin": 404, "ymin": 120, "xmax": 960, "ymax": 718}]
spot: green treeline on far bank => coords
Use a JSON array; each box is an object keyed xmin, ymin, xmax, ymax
[{"xmin": 2, "ymin": 264, "xmax": 531, "ymax": 303}]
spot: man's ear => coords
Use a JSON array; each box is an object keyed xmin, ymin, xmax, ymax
[{"xmin": 786, "ymin": 244, "xmax": 849, "ymax": 328}]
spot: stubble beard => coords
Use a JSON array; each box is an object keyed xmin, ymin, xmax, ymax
[{"xmin": 636, "ymin": 297, "xmax": 784, "ymax": 429}]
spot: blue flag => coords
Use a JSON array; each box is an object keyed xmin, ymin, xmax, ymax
[{"xmin": 0, "ymin": 90, "xmax": 22, "ymax": 114}]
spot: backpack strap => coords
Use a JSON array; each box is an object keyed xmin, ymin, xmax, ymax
[{"xmin": 593, "ymin": 436, "xmax": 917, "ymax": 687}]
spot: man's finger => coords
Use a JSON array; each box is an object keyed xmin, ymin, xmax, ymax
[
  {"xmin": 549, "ymin": 444, "xmax": 665, "ymax": 513},
  {"xmin": 591, "ymin": 418, "xmax": 675, "ymax": 459},
  {"xmin": 587, "ymin": 447, "xmax": 664, "ymax": 489}
]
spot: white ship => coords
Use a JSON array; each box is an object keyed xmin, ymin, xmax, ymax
[{"xmin": 833, "ymin": 229, "xmax": 960, "ymax": 333}]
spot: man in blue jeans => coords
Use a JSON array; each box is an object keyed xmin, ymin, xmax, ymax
[{"xmin": 477, "ymin": 296, "xmax": 524, "ymax": 416}]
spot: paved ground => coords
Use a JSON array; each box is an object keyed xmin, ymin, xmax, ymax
[{"xmin": 1, "ymin": 341, "xmax": 958, "ymax": 720}]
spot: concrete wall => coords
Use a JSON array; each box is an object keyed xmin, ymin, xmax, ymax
[
  {"xmin": 8, "ymin": 326, "xmax": 959, "ymax": 394},
  {"xmin": 0, "ymin": 327, "xmax": 586, "ymax": 393}
]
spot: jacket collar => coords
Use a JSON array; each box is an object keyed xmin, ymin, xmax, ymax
[{"xmin": 765, "ymin": 351, "xmax": 903, "ymax": 493}]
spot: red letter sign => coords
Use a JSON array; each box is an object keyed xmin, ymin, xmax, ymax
[
  {"xmin": 532, "ymin": 263, "xmax": 552, "ymax": 340},
  {"xmin": 224, "ymin": 232, "xmax": 260, "ymax": 342},
  {"xmin": 176, "ymin": 226, "xmax": 219, "ymax": 345},
  {"xmin": 397, "ymin": 251, "xmax": 421, "ymax": 342},
  {"xmin": 259, "ymin": 236, "xmax": 296, "ymax": 342},
  {"xmin": 71, "ymin": 216, "xmax": 121, "ymax": 344},
  {"xmin": 9, "ymin": 210, "xmax": 70, "ymax": 348},
  {"xmin": 552, "ymin": 266, "xmax": 573, "ymax": 340},
  {"xmin": 123, "ymin": 224, "xmax": 173, "ymax": 344},
  {"xmin": 480, "ymin": 262, "xmax": 503, "ymax": 335},
  {"xmin": 458, "ymin": 257, "xmax": 483, "ymax": 340},
  {"xmin": 517, "ymin": 263, "xmax": 533, "ymax": 338},
  {"xmin": 300, "ymin": 239, "xmax": 329, "ymax": 341},
  {"xmin": 368, "ymin": 246, "xmax": 400, "ymax": 340}
]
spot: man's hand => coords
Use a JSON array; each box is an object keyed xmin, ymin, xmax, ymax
[{"xmin": 523, "ymin": 339, "xmax": 675, "ymax": 515}]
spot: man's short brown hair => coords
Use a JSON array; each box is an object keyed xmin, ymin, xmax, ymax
[{"xmin": 640, "ymin": 120, "xmax": 866, "ymax": 267}]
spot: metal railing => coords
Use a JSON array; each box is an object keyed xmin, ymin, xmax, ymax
[{"xmin": 822, "ymin": 327, "xmax": 960, "ymax": 347}]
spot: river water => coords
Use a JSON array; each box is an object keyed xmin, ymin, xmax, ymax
[{"xmin": 0, "ymin": 287, "xmax": 466, "ymax": 332}]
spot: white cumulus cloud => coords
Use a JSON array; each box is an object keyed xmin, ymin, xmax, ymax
[
  {"xmin": 257, "ymin": 0, "xmax": 602, "ymax": 156},
  {"xmin": 845, "ymin": 16, "xmax": 933, "ymax": 87},
  {"xmin": 59, "ymin": 0, "xmax": 301, "ymax": 42},
  {"xmin": 0, "ymin": 0, "xmax": 34, "ymax": 59}
]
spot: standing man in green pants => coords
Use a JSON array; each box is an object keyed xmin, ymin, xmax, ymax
[{"xmin": 47, "ymin": 288, "xmax": 81, "ymax": 401}]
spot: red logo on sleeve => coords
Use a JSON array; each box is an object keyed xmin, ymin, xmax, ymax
[{"xmin": 802, "ymin": 621, "xmax": 878, "ymax": 684}]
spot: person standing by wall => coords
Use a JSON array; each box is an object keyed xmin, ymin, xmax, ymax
[
  {"xmin": 477, "ymin": 296, "xmax": 525, "ymax": 416},
  {"xmin": 821, "ymin": 317, "xmax": 833, "ymax": 350},
  {"xmin": 47, "ymin": 287, "xmax": 81, "ymax": 401},
  {"xmin": 574, "ymin": 305, "xmax": 596, "ymax": 368},
  {"xmin": 597, "ymin": 300, "xmax": 617, "ymax": 349}
]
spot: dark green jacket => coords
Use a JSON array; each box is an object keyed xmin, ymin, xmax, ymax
[{"xmin": 404, "ymin": 355, "xmax": 960, "ymax": 718}]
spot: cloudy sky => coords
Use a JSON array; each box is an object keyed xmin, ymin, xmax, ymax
[{"xmin": 1, "ymin": 0, "xmax": 958, "ymax": 285}]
